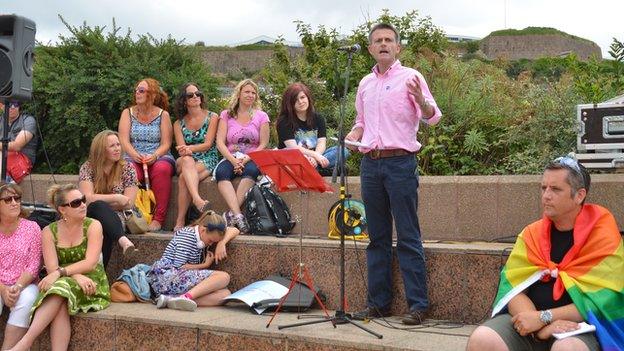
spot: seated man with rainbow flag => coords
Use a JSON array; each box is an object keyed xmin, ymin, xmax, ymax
[{"xmin": 467, "ymin": 156, "xmax": 624, "ymax": 351}]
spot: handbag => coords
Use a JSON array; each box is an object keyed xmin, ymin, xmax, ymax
[
  {"xmin": 124, "ymin": 207, "xmax": 149, "ymax": 234},
  {"xmin": 110, "ymin": 281, "xmax": 137, "ymax": 302}
]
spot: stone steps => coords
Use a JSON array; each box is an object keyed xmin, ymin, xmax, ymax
[
  {"xmin": 14, "ymin": 303, "xmax": 476, "ymax": 351},
  {"xmin": 105, "ymin": 233, "xmax": 512, "ymax": 324},
  {"xmin": 10, "ymin": 172, "xmax": 624, "ymax": 350},
  {"xmin": 19, "ymin": 173, "xmax": 624, "ymax": 242}
]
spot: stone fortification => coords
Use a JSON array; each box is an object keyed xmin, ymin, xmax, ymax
[
  {"xmin": 200, "ymin": 46, "xmax": 303, "ymax": 76},
  {"xmin": 481, "ymin": 34, "xmax": 602, "ymax": 61}
]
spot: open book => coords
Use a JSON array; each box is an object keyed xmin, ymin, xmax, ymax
[{"xmin": 223, "ymin": 280, "xmax": 288, "ymax": 314}]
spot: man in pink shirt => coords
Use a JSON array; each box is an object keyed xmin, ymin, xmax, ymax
[{"xmin": 346, "ymin": 23, "xmax": 442, "ymax": 325}]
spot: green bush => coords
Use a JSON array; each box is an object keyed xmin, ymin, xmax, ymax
[
  {"xmin": 29, "ymin": 17, "xmax": 220, "ymax": 174},
  {"xmin": 259, "ymin": 12, "xmax": 617, "ymax": 175},
  {"xmin": 259, "ymin": 9, "xmax": 447, "ymax": 150}
]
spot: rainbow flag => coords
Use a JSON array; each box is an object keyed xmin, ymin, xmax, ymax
[{"xmin": 492, "ymin": 204, "xmax": 624, "ymax": 350}]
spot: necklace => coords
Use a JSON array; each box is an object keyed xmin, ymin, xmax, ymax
[{"xmin": 135, "ymin": 105, "xmax": 152, "ymax": 122}]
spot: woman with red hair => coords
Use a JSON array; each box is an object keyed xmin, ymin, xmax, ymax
[{"xmin": 118, "ymin": 78, "xmax": 175, "ymax": 231}]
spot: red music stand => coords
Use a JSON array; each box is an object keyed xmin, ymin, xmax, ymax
[
  {"xmin": 248, "ymin": 149, "xmax": 334, "ymax": 193},
  {"xmin": 247, "ymin": 149, "xmax": 334, "ymax": 328}
]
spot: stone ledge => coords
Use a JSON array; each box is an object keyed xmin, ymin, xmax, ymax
[
  {"xmin": 105, "ymin": 233, "xmax": 512, "ymax": 324},
  {"xmin": 19, "ymin": 173, "xmax": 624, "ymax": 242},
  {"xmin": 5, "ymin": 303, "xmax": 475, "ymax": 351}
]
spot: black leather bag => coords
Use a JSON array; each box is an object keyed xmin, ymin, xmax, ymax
[
  {"xmin": 244, "ymin": 184, "xmax": 295, "ymax": 237},
  {"xmin": 251, "ymin": 275, "xmax": 325, "ymax": 313},
  {"xmin": 26, "ymin": 205, "xmax": 58, "ymax": 229}
]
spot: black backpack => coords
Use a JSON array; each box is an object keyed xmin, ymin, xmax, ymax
[{"xmin": 244, "ymin": 184, "xmax": 296, "ymax": 237}]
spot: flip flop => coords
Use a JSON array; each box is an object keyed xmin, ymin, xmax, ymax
[{"xmin": 194, "ymin": 200, "xmax": 211, "ymax": 214}]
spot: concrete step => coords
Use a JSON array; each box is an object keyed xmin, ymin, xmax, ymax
[
  {"xmin": 105, "ymin": 233, "xmax": 513, "ymax": 324},
  {"xmin": 9, "ymin": 303, "xmax": 476, "ymax": 351},
  {"xmin": 18, "ymin": 173, "xmax": 624, "ymax": 242}
]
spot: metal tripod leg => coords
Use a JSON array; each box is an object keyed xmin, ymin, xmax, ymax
[
  {"xmin": 277, "ymin": 311, "xmax": 382, "ymax": 339},
  {"xmin": 266, "ymin": 191, "xmax": 333, "ymax": 328}
]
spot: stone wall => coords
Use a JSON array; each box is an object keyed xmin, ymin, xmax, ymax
[
  {"xmin": 200, "ymin": 47, "xmax": 304, "ymax": 76},
  {"xmin": 480, "ymin": 34, "xmax": 602, "ymax": 61}
]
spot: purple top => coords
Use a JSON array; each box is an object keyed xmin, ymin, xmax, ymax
[{"xmin": 219, "ymin": 109, "xmax": 269, "ymax": 154}]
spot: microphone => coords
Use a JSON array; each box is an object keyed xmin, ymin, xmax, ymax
[{"xmin": 337, "ymin": 44, "xmax": 361, "ymax": 53}]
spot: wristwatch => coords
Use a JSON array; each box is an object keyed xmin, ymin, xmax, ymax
[{"xmin": 539, "ymin": 309, "xmax": 553, "ymax": 325}]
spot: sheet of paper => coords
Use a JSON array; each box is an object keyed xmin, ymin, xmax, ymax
[
  {"xmin": 329, "ymin": 137, "xmax": 371, "ymax": 148},
  {"xmin": 553, "ymin": 322, "xmax": 596, "ymax": 339}
]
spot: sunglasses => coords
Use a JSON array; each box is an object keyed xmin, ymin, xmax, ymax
[
  {"xmin": 62, "ymin": 195, "xmax": 87, "ymax": 208},
  {"xmin": 0, "ymin": 195, "xmax": 21, "ymax": 204},
  {"xmin": 135, "ymin": 87, "xmax": 148, "ymax": 94},
  {"xmin": 554, "ymin": 156, "xmax": 581, "ymax": 174},
  {"xmin": 186, "ymin": 91, "xmax": 203, "ymax": 99},
  {"xmin": 8, "ymin": 102, "xmax": 20, "ymax": 109}
]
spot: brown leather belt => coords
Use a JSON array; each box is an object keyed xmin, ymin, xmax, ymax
[{"xmin": 366, "ymin": 149, "xmax": 414, "ymax": 160}]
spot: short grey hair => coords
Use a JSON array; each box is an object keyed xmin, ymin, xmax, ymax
[
  {"xmin": 544, "ymin": 158, "xmax": 590, "ymax": 203},
  {"xmin": 368, "ymin": 23, "xmax": 400, "ymax": 44}
]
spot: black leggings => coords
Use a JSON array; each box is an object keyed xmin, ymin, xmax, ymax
[{"xmin": 87, "ymin": 200, "xmax": 125, "ymax": 268}]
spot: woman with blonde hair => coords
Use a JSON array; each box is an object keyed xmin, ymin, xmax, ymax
[
  {"xmin": 118, "ymin": 77, "xmax": 175, "ymax": 231},
  {"xmin": 0, "ymin": 183, "xmax": 41, "ymax": 350},
  {"xmin": 215, "ymin": 79, "xmax": 270, "ymax": 233},
  {"xmin": 148, "ymin": 210, "xmax": 238, "ymax": 311},
  {"xmin": 79, "ymin": 130, "xmax": 138, "ymax": 267},
  {"xmin": 8, "ymin": 184, "xmax": 110, "ymax": 351}
]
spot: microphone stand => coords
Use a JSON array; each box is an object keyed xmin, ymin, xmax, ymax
[
  {"xmin": 1, "ymin": 99, "xmax": 10, "ymax": 182},
  {"xmin": 278, "ymin": 48, "xmax": 383, "ymax": 339}
]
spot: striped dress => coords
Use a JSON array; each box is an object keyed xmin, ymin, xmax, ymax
[{"xmin": 147, "ymin": 226, "xmax": 214, "ymax": 296}]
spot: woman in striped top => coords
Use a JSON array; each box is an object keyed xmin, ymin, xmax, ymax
[{"xmin": 147, "ymin": 210, "xmax": 239, "ymax": 311}]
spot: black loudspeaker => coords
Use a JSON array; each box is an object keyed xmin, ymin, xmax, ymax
[{"xmin": 0, "ymin": 15, "xmax": 36, "ymax": 100}]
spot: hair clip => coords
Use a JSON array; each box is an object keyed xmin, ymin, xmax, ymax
[{"xmin": 206, "ymin": 222, "xmax": 226, "ymax": 232}]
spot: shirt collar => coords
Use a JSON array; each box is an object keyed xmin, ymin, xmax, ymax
[
  {"xmin": 373, "ymin": 59, "xmax": 401, "ymax": 77},
  {"xmin": 193, "ymin": 225, "xmax": 206, "ymax": 249}
]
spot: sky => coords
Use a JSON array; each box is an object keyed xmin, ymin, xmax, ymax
[{"xmin": 1, "ymin": 0, "xmax": 622, "ymax": 58}]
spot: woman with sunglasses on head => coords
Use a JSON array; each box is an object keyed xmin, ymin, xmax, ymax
[
  {"xmin": 148, "ymin": 210, "xmax": 238, "ymax": 311},
  {"xmin": 0, "ymin": 101, "xmax": 38, "ymax": 184},
  {"xmin": 172, "ymin": 83, "xmax": 220, "ymax": 230},
  {"xmin": 276, "ymin": 82, "xmax": 349, "ymax": 175},
  {"xmin": 8, "ymin": 184, "xmax": 110, "ymax": 351},
  {"xmin": 79, "ymin": 130, "xmax": 138, "ymax": 267},
  {"xmin": 215, "ymin": 79, "xmax": 270, "ymax": 233},
  {"xmin": 0, "ymin": 183, "xmax": 41, "ymax": 350},
  {"xmin": 118, "ymin": 78, "xmax": 175, "ymax": 232}
]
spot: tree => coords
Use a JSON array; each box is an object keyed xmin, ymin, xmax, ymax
[
  {"xmin": 259, "ymin": 10, "xmax": 447, "ymax": 172},
  {"xmin": 29, "ymin": 16, "xmax": 220, "ymax": 173}
]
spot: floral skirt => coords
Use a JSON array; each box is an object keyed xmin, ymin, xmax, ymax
[{"xmin": 147, "ymin": 257, "xmax": 213, "ymax": 296}]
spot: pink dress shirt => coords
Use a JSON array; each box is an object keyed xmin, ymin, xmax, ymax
[
  {"xmin": 353, "ymin": 60, "xmax": 442, "ymax": 153},
  {"xmin": 0, "ymin": 218, "xmax": 42, "ymax": 285}
]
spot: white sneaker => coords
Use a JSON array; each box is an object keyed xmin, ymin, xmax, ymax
[
  {"xmin": 155, "ymin": 295, "xmax": 171, "ymax": 309},
  {"xmin": 167, "ymin": 296, "xmax": 197, "ymax": 311}
]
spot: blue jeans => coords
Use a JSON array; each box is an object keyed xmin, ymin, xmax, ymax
[
  {"xmin": 321, "ymin": 146, "xmax": 350, "ymax": 171},
  {"xmin": 360, "ymin": 154, "xmax": 428, "ymax": 312},
  {"xmin": 214, "ymin": 159, "xmax": 261, "ymax": 182}
]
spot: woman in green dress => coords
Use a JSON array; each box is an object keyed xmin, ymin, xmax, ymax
[{"xmin": 9, "ymin": 184, "xmax": 110, "ymax": 351}]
